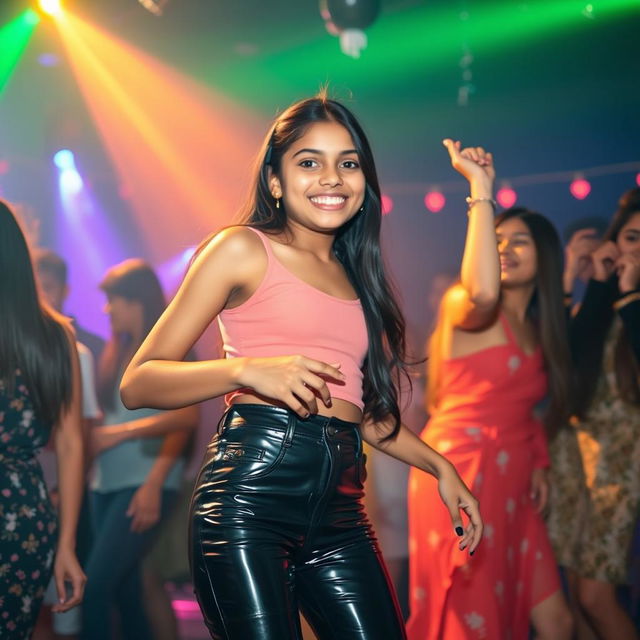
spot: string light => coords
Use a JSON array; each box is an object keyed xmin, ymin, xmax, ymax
[
  {"xmin": 381, "ymin": 194, "xmax": 394, "ymax": 215},
  {"xmin": 424, "ymin": 191, "xmax": 446, "ymax": 213},
  {"xmin": 496, "ymin": 186, "xmax": 517, "ymax": 208},
  {"xmin": 570, "ymin": 177, "xmax": 591, "ymax": 200}
]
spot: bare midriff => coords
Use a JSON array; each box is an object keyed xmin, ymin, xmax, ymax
[{"xmin": 231, "ymin": 392, "xmax": 363, "ymax": 423}]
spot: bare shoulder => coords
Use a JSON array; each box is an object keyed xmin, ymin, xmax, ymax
[
  {"xmin": 441, "ymin": 283, "xmax": 498, "ymax": 332},
  {"xmin": 196, "ymin": 226, "xmax": 266, "ymax": 276}
]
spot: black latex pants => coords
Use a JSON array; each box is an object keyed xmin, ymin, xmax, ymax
[{"xmin": 189, "ymin": 404, "xmax": 406, "ymax": 639}]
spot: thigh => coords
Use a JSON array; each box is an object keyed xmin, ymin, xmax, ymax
[
  {"xmin": 191, "ymin": 523, "xmax": 302, "ymax": 640},
  {"xmin": 296, "ymin": 535, "xmax": 406, "ymax": 640}
]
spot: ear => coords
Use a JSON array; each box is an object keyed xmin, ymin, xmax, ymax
[{"xmin": 267, "ymin": 168, "xmax": 282, "ymax": 199}]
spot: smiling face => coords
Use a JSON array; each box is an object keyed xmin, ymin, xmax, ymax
[
  {"xmin": 269, "ymin": 120, "xmax": 366, "ymax": 234},
  {"xmin": 616, "ymin": 211, "xmax": 640, "ymax": 256},
  {"xmin": 496, "ymin": 216, "xmax": 538, "ymax": 287}
]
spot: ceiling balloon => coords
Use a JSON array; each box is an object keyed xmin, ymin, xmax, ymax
[{"xmin": 319, "ymin": 0, "xmax": 381, "ymax": 58}]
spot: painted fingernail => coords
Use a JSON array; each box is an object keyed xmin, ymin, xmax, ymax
[
  {"xmin": 455, "ymin": 526, "xmax": 464, "ymax": 536},
  {"xmin": 470, "ymin": 550, "xmax": 475, "ymax": 556}
]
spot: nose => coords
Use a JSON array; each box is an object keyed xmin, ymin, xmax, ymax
[
  {"xmin": 498, "ymin": 238, "xmax": 512, "ymax": 254},
  {"xmin": 319, "ymin": 164, "xmax": 343, "ymax": 187}
]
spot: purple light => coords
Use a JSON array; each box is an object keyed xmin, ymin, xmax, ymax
[{"xmin": 38, "ymin": 53, "xmax": 60, "ymax": 67}]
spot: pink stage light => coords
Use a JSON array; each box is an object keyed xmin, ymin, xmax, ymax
[
  {"xmin": 496, "ymin": 187, "xmax": 517, "ymax": 209},
  {"xmin": 570, "ymin": 178, "xmax": 591, "ymax": 200},
  {"xmin": 424, "ymin": 191, "xmax": 445, "ymax": 213},
  {"xmin": 381, "ymin": 194, "xmax": 393, "ymax": 215},
  {"xmin": 171, "ymin": 599, "xmax": 202, "ymax": 618}
]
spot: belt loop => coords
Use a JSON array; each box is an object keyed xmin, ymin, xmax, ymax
[
  {"xmin": 216, "ymin": 406, "xmax": 232, "ymax": 435},
  {"xmin": 354, "ymin": 423, "xmax": 363, "ymax": 459},
  {"xmin": 284, "ymin": 410, "xmax": 296, "ymax": 447}
]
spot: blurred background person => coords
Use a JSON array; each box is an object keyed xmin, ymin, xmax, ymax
[
  {"xmin": 0, "ymin": 200, "xmax": 86, "ymax": 638},
  {"xmin": 81, "ymin": 259, "xmax": 198, "ymax": 640},
  {"xmin": 565, "ymin": 187, "xmax": 640, "ymax": 639}
]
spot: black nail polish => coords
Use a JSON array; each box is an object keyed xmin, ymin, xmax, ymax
[
  {"xmin": 455, "ymin": 526, "xmax": 464, "ymax": 536},
  {"xmin": 470, "ymin": 550, "xmax": 475, "ymax": 556}
]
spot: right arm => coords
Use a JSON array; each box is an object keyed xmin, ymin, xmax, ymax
[
  {"xmin": 120, "ymin": 227, "xmax": 343, "ymax": 417},
  {"xmin": 440, "ymin": 140, "xmax": 499, "ymax": 330}
]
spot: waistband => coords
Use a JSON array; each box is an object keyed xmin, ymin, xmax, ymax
[{"xmin": 222, "ymin": 403, "xmax": 359, "ymax": 434}]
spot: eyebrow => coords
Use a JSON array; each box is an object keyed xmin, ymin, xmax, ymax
[
  {"xmin": 496, "ymin": 232, "xmax": 532, "ymax": 239},
  {"xmin": 292, "ymin": 148, "xmax": 358, "ymax": 158}
]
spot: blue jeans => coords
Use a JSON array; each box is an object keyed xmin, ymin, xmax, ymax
[{"xmin": 81, "ymin": 487, "xmax": 176, "ymax": 640}]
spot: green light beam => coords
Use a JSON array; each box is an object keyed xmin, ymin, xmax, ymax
[{"xmin": 0, "ymin": 9, "xmax": 40, "ymax": 95}]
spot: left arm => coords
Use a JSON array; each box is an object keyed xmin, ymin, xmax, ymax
[
  {"xmin": 52, "ymin": 329, "xmax": 87, "ymax": 612},
  {"xmin": 92, "ymin": 406, "xmax": 197, "ymax": 456},
  {"xmin": 360, "ymin": 418, "xmax": 482, "ymax": 554}
]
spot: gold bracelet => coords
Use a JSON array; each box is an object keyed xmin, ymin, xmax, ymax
[
  {"xmin": 465, "ymin": 196, "xmax": 497, "ymax": 214},
  {"xmin": 613, "ymin": 292, "xmax": 640, "ymax": 311}
]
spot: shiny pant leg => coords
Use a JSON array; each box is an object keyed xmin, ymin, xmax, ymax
[{"xmin": 190, "ymin": 404, "xmax": 405, "ymax": 640}]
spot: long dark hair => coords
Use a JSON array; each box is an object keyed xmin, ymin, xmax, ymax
[
  {"xmin": 98, "ymin": 259, "xmax": 166, "ymax": 411},
  {"xmin": 574, "ymin": 187, "xmax": 640, "ymax": 416},
  {"xmin": 0, "ymin": 200, "xmax": 73, "ymax": 424},
  {"xmin": 495, "ymin": 208, "xmax": 572, "ymax": 437},
  {"xmin": 198, "ymin": 93, "xmax": 409, "ymax": 439}
]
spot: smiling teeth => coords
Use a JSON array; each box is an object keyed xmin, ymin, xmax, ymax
[{"xmin": 310, "ymin": 196, "xmax": 346, "ymax": 204}]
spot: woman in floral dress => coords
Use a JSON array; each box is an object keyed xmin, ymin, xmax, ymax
[
  {"xmin": 0, "ymin": 200, "xmax": 86, "ymax": 638},
  {"xmin": 566, "ymin": 187, "xmax": 640, "ymax": 639}
]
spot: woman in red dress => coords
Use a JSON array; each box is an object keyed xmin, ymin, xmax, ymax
[{"xmin": 407, "ymin": 141, "xmax": 573, "ymax": 639}]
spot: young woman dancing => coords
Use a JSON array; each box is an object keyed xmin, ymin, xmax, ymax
[
  {"xmin": 407, "ymin": 142, "xmax": 573, "ymax": 640},
  {"xmin": 119, "ymin": 95, "xmax": 482, "ymax": 640}
]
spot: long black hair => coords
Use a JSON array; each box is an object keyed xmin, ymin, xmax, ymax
[
  {"xmin": 0, "ymin": 200, "xmax": 73, "ymax": 424},
  {"xmin": 495, "ymin": 208, "xmax": 572, "ymax": 437},
  {"xmin": 98, "ymin": 259, "xmax": 166, "ymax": 411},
  {"xmin": 199, "ymin": 93, "xmax": 409, "ymax": 439},
  {"xmin": 574, "ymin": 187, "xmax": 640, "ymax": 417}
]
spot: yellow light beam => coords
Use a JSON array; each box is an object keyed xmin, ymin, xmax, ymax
[{"xmin": 52, "ymin": 10, "xmax": 265, "ymax": 261}]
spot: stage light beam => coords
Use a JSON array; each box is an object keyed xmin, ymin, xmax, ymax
[
  {"xmin": 39, "ymin": 0, "xmax": 63, "ymax": 17},
  {"xmin": 0, "ymin": 10, "xmax": 40, "ymax": 94}
]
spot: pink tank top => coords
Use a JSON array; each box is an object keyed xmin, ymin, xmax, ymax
[{"xmin": 217, "ymin": 226, "xmax": 369, "ymax": 410}]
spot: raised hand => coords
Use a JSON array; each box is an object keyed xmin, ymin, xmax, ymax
[
  {"xmin": 564, "ymin": 228, "xmax": 600, "ymax": 291},
  {"xmin": 443, "ymin": 139, "xmax": 495, "ymax": 191},
  {"xmin": 591, "ymin": 240, "xmax": 620, "ymax": 282},
  {"xmin": 616, "ymin": 249, "xmax": 640, "ymax": 293},
  {"xmin": 237, "ymin": 355, "xmax": 346, "ymax": 418}
]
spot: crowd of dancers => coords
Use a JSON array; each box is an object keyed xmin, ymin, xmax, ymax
[{"xmin": 1, "ymin": 94, "xmax": 639, "ymax": 640}]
